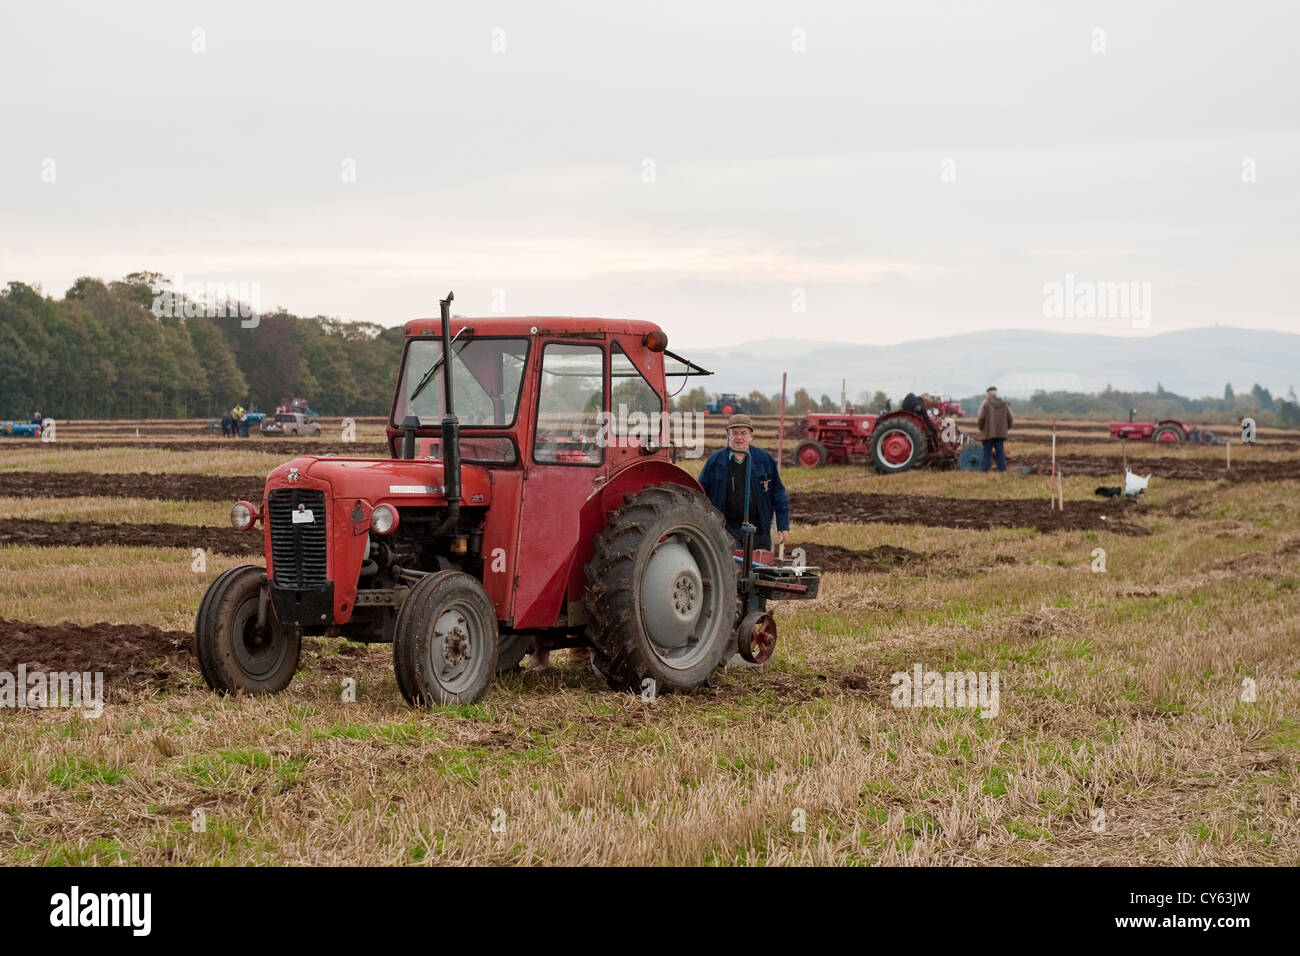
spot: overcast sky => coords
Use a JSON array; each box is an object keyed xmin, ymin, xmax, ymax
[{"xmin": 2, "ymin": 0, "xmax": 1297, "ymax": 348}]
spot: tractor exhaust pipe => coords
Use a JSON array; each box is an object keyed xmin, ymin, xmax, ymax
[{"xmin": 438, "ymin": 291, "xmax": 462, "ymax": 534}]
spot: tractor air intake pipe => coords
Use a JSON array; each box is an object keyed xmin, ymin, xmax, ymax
[
  {"xmin": 437, "ymin": 291, "xmax": 462, "ymax": 535},
  {"xmin": 400, "ymin": 415, "xmax": 419, "ymax": 459}
]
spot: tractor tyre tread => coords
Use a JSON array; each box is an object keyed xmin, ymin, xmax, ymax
[
  {"xmin": 869, "ymin": 417, "xmax": 928, "ymax": 474},
  {"xmin": 584, "ymin": 483, "xmax": 737, "ymax": 694},
  {"xmin": 795, "ymin": 439, "xmax": 829, "ymax": 468},
  {"xmin": 393, "ymin": 571, "xmax": 499, "ymax": 706},
  {"xmin": 194, "ymin": 565, "xmax": 301, "ymax": 695}
]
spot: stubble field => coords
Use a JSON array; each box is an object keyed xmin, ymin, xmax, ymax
[{"xmin": 0, "ymin": 417, "xmax": 1296, "ymax": 865}]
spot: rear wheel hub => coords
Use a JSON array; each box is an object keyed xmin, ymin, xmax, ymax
[{"xmin": 880, "ymin": 430, "xmax": 914, "ymax": 465}]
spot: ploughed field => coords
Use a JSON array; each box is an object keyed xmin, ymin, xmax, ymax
[{"xmin": 0, "ymin": 419, "xmax": 1296, "ymax": 865}]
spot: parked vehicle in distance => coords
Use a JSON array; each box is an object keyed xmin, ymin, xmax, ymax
[{"xmin": 262, "ymin": 411, "xmax": 323, "ymax": 437}]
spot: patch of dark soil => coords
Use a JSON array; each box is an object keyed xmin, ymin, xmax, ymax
[
  {"xmin": 0, "ymin": 519, "xmax": 258, "ymax": 555},
  {"xmin": 801, "ymin": 543, "xmax": 924, "ymax": 573},
  {"xmin": 789, "ymin": 491, "xmax": 1150, "ymax": 536},
  {"xmin": 0, "ymin": 471, "xmax": 265, "ymax": 502},
  {"xmin": 1016, "ymin": 454, "xmax": 1297, "ymax": 482},
  {"xmin": 0, "ymin": 619, "xmax": 195, "ymax": 691}
]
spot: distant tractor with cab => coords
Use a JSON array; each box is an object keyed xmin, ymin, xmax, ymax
[
  {"xmin": 195, "ymin": 294, "xmax": 820, "ymax": 706},
  {"xmin": 704, "ymin": 393, "xmax": 746, "ymax": 416}
]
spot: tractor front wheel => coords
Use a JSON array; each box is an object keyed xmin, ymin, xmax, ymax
[
  {"xmin": 195, "ymin": 565, "xmax": 302, "ymax": 695},
  {"xmin": 869, "ymin": 418, "xmax": 927, "ymax": 473},
  {"xmin": 795, "ymin": 439, "xmax": 828, "ymax": 468},
  {"xmin": 585, "ymin": 483, "xmax": 738, "ymax": 693},
  {"xmin": 393, "ymin": 571, "xmax": 499, "ymax": 706}
]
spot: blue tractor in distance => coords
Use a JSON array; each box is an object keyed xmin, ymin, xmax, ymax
[
  {"xmin": 704, "ymin": 393, "xmax": 747, "ymax": 416},
  {"xmin": 1, "ymin": 421, "xmax": 43, "ymax": 438}
]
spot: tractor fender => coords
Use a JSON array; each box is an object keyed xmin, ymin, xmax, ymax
[
  {"xmin": 1156, "ymin": 419, "xmax": 1189, "ymax": 434},
  {"xmin": 563, "ymin": 459, "xmax": 704, "ymax": 609}
]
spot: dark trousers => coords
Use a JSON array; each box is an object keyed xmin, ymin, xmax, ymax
[
  {"xmin": 981, "ymin": 438, "xmax": 1006, "ymax": 472},
  {"xmin": 726, "ymin": 524, "xmax": 771, "ymax": 552}
]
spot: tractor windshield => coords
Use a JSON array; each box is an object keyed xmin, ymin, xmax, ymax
[{"xmin": 393, "ymin": 337, "xmax": 529, "ymax": 428}]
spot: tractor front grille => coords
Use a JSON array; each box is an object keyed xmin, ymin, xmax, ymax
[{"xmin": 267, "ymin": 489, "xmax": 328, "ymax": 588}]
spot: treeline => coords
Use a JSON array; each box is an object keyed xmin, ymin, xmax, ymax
[
  {"xmin": 0, "ymin": 274, "xmax": 406, "ymax": 419},
  {"xmin": 674, "ymin": 386, "xmax": 891, "ymax": 415},
  {"xmin": 956, "ymin": 383, "xmax": 1300, "ymax": 427}
]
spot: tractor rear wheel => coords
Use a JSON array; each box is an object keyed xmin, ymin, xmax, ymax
[
  {"xmin": 393, "ymin": 571, "xmax": 499, "ymax": 706},
  {"xmin": 1152, "ymin": 425, "xmax": 1182, "ymax": 443},
  {"xmin": 869, "ymin": 418, "xmax": 927, "ymax": 473},
  {"xmin": 195, "ymin": 565, "xmax": 301, "ymax": 695},
  {"xmin": 585, "ymin": 483, "xmax": 738, "ymax": 693},
  {"xmin": 795, "ymin": 439, "xmax": 828, "ymax": 468}
]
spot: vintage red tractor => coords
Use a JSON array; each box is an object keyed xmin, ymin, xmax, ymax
[
  {"xmin": 195, "ymin": 294, "xmax": 819, "ymax": 706},
  {"xmin": 1109, "ymin": 410, "xmax": 1226, "ymax": 444},
  {"xmin": 794, "ymin": 394, "xmax": 978, "ymax": 472},
  {"xmin": 867, "ymin": 393, "xmax": 978, "ymax": 473},
  {"xmin": 794, "ymin": 411, "xmax": 878, "ymax": 467}
]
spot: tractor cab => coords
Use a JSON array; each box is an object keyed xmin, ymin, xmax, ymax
[{"xmin": 196, "ymin": 295, "xmax": 820, "ymax": 708}]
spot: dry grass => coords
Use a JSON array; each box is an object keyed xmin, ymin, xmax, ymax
[
  {"xmin": 0, "ymin": 496, "xmax": 228, "ymax": 526},
  {"xmin": 0, "ymin": 446, "xmax": 1296, "ymax": 865},
  {"xmin": 0, "ymin": 447, "xmax": 286, "ymax": 477},
  {"xmin": 0, "ymin": 546, "xmax": 250, "ymax": 630}
]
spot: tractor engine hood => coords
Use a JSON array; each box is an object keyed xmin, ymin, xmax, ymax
[{"xmin": 266, "ymin": 456, "xmax": 493, "ymax": 507}]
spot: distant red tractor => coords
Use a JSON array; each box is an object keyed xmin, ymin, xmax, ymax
[
  {"xmin": 794, "ymin": 411, "xmax": 878, "ymax": 467},
  {"xmin": 794, "ymin": 394, "xmax": 979, "ymax": 472},
  {"xmin": 1109, "ymin": 411, "xmax": 1226, "ymax": 444},
  {"xmin": 869, "ymin": 395, "xmax": 979, "ymax": 473},
  {"xmin": 195, "ymin": 295, "xmax": 820, "ymax": 707}
]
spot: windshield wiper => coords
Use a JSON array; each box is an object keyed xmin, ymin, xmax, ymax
[{"xmin": 409, "ymin": 326, "xmax": 473, "ymax": 405}]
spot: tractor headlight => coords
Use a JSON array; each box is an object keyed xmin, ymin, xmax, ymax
[
  {"xmin": 230, "ymin": 500, "xmax": 257, "ymax": 531},
  {"xmin": 371, "ymin": 504, "xmax": 398, "ymax": 535}
]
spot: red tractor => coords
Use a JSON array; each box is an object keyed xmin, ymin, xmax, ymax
[
  {"xmin": 867, "ymin": 393, "xmax": 978, "ymax": 473},
  {"xmin": 794, "ymin": 394, "xmax": 978, "ymax": 472},
  {"xmin": 1109, "ymin": 410, "xmax": 1226, "ymax": 444},
  {"xmin": 195, "ymin": 294, "xmax": 820, "ymax": 706},
  {"xmin": 794, "ymin": 411, "xmax": 878, "ymax": 467}
]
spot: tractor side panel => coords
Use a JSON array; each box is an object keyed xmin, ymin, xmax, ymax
[
  {"xmin": 510, "ymin": 464, "xmax": 611, "ymax": 630},
  {"xmin": 480, "ymin": 468, "xmax": 522, "ymax": 623}
]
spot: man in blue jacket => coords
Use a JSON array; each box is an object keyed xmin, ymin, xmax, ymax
[{"xmin": 698, "ymin": 414, "xmax": 790, "ymax": 551}]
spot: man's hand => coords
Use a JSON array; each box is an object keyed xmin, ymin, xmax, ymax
[{"xmin": 777, "ymin": 529, "xmax": 790, "ymax": 545}]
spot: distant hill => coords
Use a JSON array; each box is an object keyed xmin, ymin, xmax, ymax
[{"xmin": 682, "ymin": 327, "xmax": 1300, "ymax": 401}]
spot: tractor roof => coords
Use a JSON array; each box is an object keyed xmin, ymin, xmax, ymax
[{"xmin": 403, "ymin": 316, "xmax": 665, "ymax": 338}]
